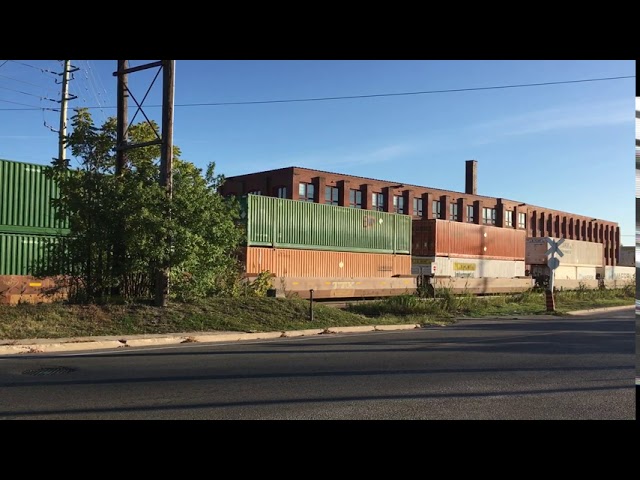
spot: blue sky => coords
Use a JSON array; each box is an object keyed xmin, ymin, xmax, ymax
[{"xmin": 0, "ymin": 60, "xmax": 635, "ymax": 245}]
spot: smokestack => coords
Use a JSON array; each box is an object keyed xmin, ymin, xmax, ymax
[{"xmin": 465, "ymin": 160, "xmax": 477, "ymax": 195}]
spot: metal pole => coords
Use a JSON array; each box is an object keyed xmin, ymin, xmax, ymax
[
  {"xmin": 155, "ymin": 60, "xmax": 175, "ymax": 307},
  {"xmin": 309, "ymin": 289, "xmax": 314, "ymax": 322},
  {"xmin": 116, "ymin": 60, "xmax": 128, "ymax": 175},
  {"xmin": 547, "ymin": 252, "xmax": 556, "ymax": 312},
  {"xmin": 58, "ymin": 60, "xmax": 70, "ymax": 163}
]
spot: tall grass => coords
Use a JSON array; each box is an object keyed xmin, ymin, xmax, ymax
[{"xmin": 347, "ymin": 286, "xmax": 634, "ymax": 318}]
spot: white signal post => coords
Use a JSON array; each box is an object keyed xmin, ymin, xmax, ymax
[{"xmin": 545, "ymin": 237, "xmax": 564, "ymax": 310}]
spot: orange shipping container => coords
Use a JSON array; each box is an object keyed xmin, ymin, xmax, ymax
[
  {"xmin": 412, "ymin": 219, "xmax": 525, "ymax": 260},
  {"xmin": 242, "ymin": 247, "xmax": 411, "ymax": 278}
]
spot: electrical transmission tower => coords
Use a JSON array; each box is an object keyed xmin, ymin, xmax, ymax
[{"xmin": 113, "ymin": 60, "xmax": 175, "ymax": 307}]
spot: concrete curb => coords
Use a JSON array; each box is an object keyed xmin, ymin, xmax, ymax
[
  {"xmin": 0, "ymin": 340, "xmax": 124, "ymax": 355},
  {"xmin": 375, "ymin": 324, "xmax": 421, "ymax": 331},
  {"xmin": 565, "ymin": 305, "xmax": 634, "ymax": 316},
  {"xmin": 191, "ymin": 332, "xmax": 284, "ymax": 343},
  {"xmin": 324, "ymin": 326, "xmax": 377, "ymax": 334},
  {"xmin": 281, "ymin": 329, "xmax": 326, "ymax": 338}
]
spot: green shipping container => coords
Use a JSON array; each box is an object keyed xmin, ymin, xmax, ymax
[
  {"xmin": 0, "ymin": 158, "xmax": 69, "ymax": 234},
  {"xmin": 0, "ymin": 233, "xmax": 63, "ymax": 276},
  {"xmin": 240, "ymin": 195, "xmax": 411, "ymax": 254}
]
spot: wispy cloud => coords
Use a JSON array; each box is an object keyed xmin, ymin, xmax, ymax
[
  {"xmin": 286, "ymin": 143, "xmax": 415, "ymax": 169},
  {"xmin": 468, "ymin": 99, "xmax": 631, "ymax": 144},
  {"xmin": 230, "ymin": 143, "xmax": 416, "ymax": 176}
]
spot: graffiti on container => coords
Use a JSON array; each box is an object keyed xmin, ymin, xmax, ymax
[{"xmin": 453, "ymin": 262, "xmax": 476, "ymax": 271}]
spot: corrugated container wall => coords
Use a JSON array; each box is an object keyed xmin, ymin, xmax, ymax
[
  {"xmin": 525, "ymin": 237, "xmax": 604, "ymax": 267},
  {"xmin": 0, "ymin": 233, "xmax": 63, "ymax": 275},
  {"xmin": 411, "ymin": 256, "xmax": 525, "ymax": 278},
  {"xmin": 412, "ymin": 219, "xmax": 525, "ymax": 259},
  {"xmin": 241, "ymin": 195, "xmax": 411, "ymax": 254},
  {"xmin": 0, "ymin": 159, "xmax": 68, "ymax": 234},
  {"xmin": 243, "ymin": 247, "xmax": 411, "ymax": 278}
]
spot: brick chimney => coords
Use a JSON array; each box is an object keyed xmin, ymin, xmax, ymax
[{"xmin": 465, "ymin": 160, "xmax": 477, "ymax": 195}]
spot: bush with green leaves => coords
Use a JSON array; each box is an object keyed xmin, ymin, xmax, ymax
[{"xmin": 38, "ymin": 108, "xmax": 245, "ymax": 303}]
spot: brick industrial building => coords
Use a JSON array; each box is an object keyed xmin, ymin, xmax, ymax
[{"xmin": 221, "ymin": 160, "xmax": 620, "ymax": 266}]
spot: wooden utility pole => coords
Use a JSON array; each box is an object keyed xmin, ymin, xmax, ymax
[
  {"xmin": 113, "ymin": 60, "xmax": 175, "ymax": 307},
  {"xmin": 115, "ymin": 60, "xmax": 129, "ymax": 175},
  {"xmin": 156, "ymin": 60, "xmax": 175, "ymax": 307}
]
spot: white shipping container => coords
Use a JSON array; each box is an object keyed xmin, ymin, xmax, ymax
[
  {"xmin": 525, "ymin": 237, "xmax": 604, "ymax": 267},
  {"xmin": 412, "ymin": 256, "xmax": 525, "ymax": 278},
  {"xmin": 595, "ymin": 265, "xmax": 636, "ymax": 281},
  {"xmin": 552, "ymin": 265, "xmax": 597, "ymax": 280}
]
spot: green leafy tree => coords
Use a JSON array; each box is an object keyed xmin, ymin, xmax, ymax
[{"xmin": 38, "ymin": 108, "xmax": 245, "ymax": 303}]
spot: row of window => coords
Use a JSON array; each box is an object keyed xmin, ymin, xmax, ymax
[{"xmin": 253, "ymin": 184, "xmax": 527, "ymax": 228}]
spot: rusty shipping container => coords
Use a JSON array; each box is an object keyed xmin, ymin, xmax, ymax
[
  {"xmin": 525, "ymin": 237, "xmax": 604, "ymax": 267},
  {"xmin": 0, "ymin": 275, "xmax": 66, "ymax": 305},
  {"xmin": 242, "ymin": 247, "xmax": 412, "ymax": 278},
  {"xmin": 412, "ymin": 219, "xmax": 526, "ymax": 260}
]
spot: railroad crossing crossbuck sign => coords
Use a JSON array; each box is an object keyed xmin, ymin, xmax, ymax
[{"xmin": 545, "ymin": 237, "xmax": 564, "ymax": 270}]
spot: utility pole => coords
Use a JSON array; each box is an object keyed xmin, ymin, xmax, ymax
[
  {"xmin": 57, "ymin": 60, "xmax": 78, "ymax": 163},
  {"xmin": 115, "ymin": 60, "xmax": 129, "ymax": 174},
  {"xmin": 155, "ymin": 60, "xmax": 175, "ymax": 307},
  {"xmin": 113, "ymin": 60, "xmax": 175, "ymax": 307}
]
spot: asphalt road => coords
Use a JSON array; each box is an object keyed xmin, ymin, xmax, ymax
[{"xmin": 0, "ymin": 311, "xmax": 635, "ymax": 420}]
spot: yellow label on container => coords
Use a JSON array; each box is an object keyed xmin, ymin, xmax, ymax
[
  {"xmin": 453, "ymin": 263, "xmax": 476, "ymax": 271},
  {"xmin": 28, "ymin": 282, "xmax": 42, "ymax": 287},
  {"xmin": 412, "ymin": 257, "xmax": 432, "ymax": 265}
]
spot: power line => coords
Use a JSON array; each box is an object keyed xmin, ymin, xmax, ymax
[
  {"xmin": 0, "ymin": 97, "xmax": 59, "ymax": 111},
  {"xmin": 0, "ymin": 84, "xmax": 58, "ymax": 102},
  {"xmin": 0, "ymin": 73, "xmax": 50, "ymax": 89},
  {"xmin": 173, "ymin": 75, "xmax": 637, "ymax": 107},
  {"xmin": 9, "ymin": 60, "xmax": 58, "ymax": 75},
  {"xmin": 0, "ymin": 60, "xmax": 8, "ymax": 69},
  {"xmin": 0, "ymin": 74, "xmax": 634, "ymax": 111}
]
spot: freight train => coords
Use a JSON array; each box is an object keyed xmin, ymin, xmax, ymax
[{"xmin": 0, "ymin": 158, "xmax": 633, "ymax": 304}]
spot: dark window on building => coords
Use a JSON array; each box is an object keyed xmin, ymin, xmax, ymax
[
  {"xmin": 539, "ymin": 216, "xmax": 544, "ymax": 233},
  {"xmin": 504, "ymin": 210, "xmax": 513, "ymax": 227},
  {"xmin": 298, "ymin": 183, "xmax": 314, "ymax": 202},
  {"xmin": 325, "ymin": 186, "xmax": 339, "ymax": 205},
  {"xmin": 371, "ymin": 193, "xmax": 384, "ymax": 211},
  {"xmin": 413, "ymin": 198, "xmax": 423, "ymax": 217},
  {"xmin": 518, "ymin": 212, "xmax": 526, "ymax": 229},
  {"xmin": 449, "ymin": 202, "xmax": 458, "ymax": 221},
  {"xmin": 248, "ymin": 190, "xmax": 262, "ymax": 195},
  {"xmin": 482, "ymin": 207, "xmax": 496, "ymax": 225},
  {"xmin": 276, "ymin": 186, "xmax": 287, "ymax": 198},
  {"xmin": 466, "ymin": 205, "xmax": 474, "ymax": 223},
  {"xmin": 393, "ymin": 195, "xmax": 405, "ymax": 214},
  {"xmin": 349, "ymin": 189, "xmax": 362, "ymax": 208},
  {"xmin": 432, "ymin": 200, "xmax": 441, "ymax": 219}
]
